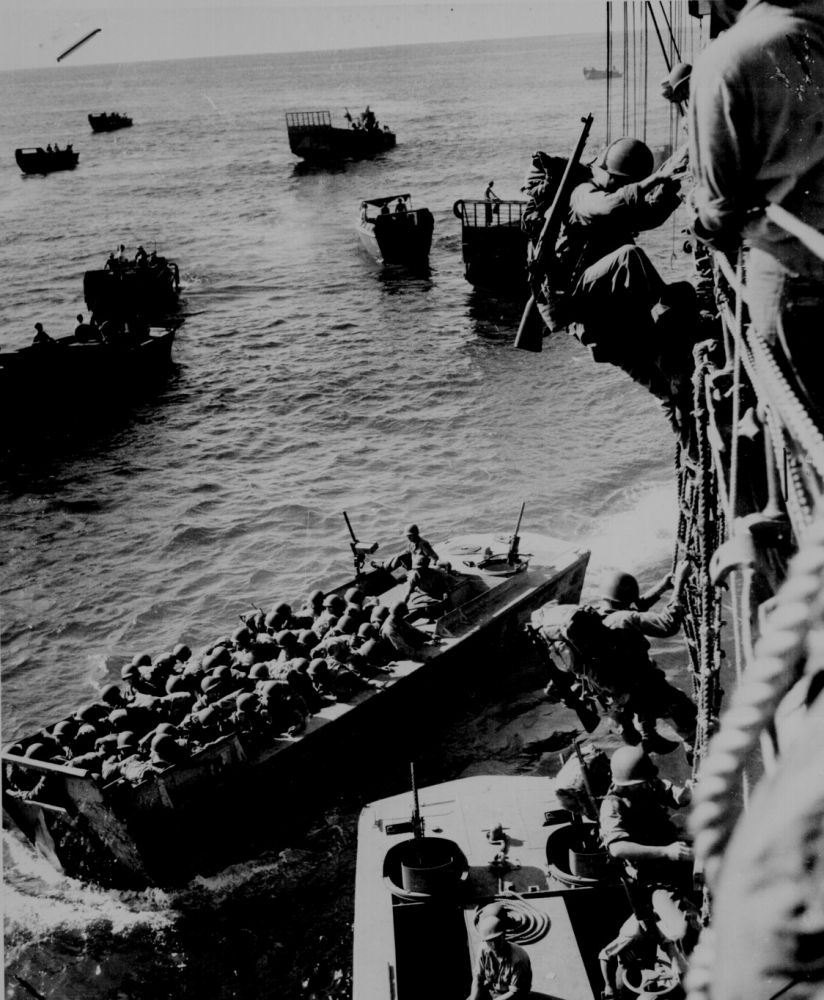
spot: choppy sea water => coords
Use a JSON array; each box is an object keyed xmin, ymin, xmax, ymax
[{"xmin": 1, "ymin": 32, "xmax": 695, "ymax": 999}]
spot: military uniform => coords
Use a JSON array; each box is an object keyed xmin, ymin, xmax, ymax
[
  {"xmin": 599, "ymin": 778, "xmax": 698, "ymax": 947},
  {"xmin": 690, "ymin": 0, "xmax": 824, "ymax": 419}
]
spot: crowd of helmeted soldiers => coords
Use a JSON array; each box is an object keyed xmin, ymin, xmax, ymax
[{"xmin": 6, "ymin": 587, "xmax": 420, "ymax": 790}]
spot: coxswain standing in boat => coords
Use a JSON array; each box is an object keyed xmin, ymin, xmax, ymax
[
  {"xmin": 689, "ymin": 0, "xmax": 824, "ymax": 423},
  {"xmin": 135, "ymin": 245, "xmax": 148, "ymax": 267},
  {"xmin": 466, "ymin": 912, "xmax": 533, "ymax": 1000},
  {"xmin": 598, "ymin": 746, "xmax": 699, "ymax": 995},
  {"xmin": 484, "ymin": 180, "xmax": 501, "ymax": 226},
  {"xmin": 379, "ymin": 522, "xmax": 440, "ymax": 573},
  {"xmin": 597, "ymin": 562, "xmax": 698, "ymax": 758},
  {"xmin": 557, "ymin": 137, "xmax": 696, "ymax": 440}
]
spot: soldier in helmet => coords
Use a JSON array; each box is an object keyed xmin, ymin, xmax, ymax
[
  {"xmin": 381, "ymin": 523, "xmax": 440, "ymax": 573},
  {"xmin": 403, "ymin": 553, "xmax": 451, "ymax": 618},
  {"xmin": 598, "ymin": 746, "xmax": 699, "ymax": 996},
  {"xmin": 597, "ymin": 561, "xmax": 697, "ymax": 757},
  {"xmin": 558, "ymin": 136, "xmax": 696, "ymax": 438},
  {"xmin": 466, "ymin": 911, "xmax": 533, "ymax": 1000},
  {"xmin": 380, "ymin": 601, "xmax": 441, "ymax": 660}
]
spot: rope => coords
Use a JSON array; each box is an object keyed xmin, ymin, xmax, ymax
[
  {"xmin": 643, "ymin": 3, "xmax": 649, "ymax": 144},
  {"xmin": 606, "ymin": 3, "xmax": 612, "ymax": 145},
  {"xmin": 498, "ymin": 896, "xmax": 552, "ymax": 945}
]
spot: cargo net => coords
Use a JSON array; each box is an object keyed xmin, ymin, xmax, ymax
[{"xmin": 285, "ymin": 111, "xmax": 332, "ymax": 129}]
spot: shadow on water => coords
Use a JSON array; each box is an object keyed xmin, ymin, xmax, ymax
[
  {"xmin": 465, "ymin": 288, "xmax": 528, "ymax": 341},
  {"xmin": 0, "ymin": 366, "xmax": 184, "ymax": 482}
]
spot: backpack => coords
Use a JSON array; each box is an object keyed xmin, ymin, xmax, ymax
[{"xmin": 529, "ymin": 602, "xmax": 647, "ymax": 698}]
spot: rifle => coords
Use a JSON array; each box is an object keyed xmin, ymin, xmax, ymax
[
  {"xmin": 525, "ymin": 625, "xmax": 601, "ymax": 732},
  {"xmin": 342, "ymin": 511, "xmax": 378, "ymax": 580},
  {"xmin": 514, "ymin": 113, "xmax": 594, "ymax": 352}
]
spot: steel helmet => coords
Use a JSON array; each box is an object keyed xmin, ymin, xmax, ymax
[
  {"xmin": 276, "ymin": 630, "xmax": 298, "ymax": 647},
  {"xmin": 610, "ymin": 745, "xmax": 658, "ymax": 785},
  {"xmin": 371, "ymin": 605, "xmax": 390, "ymax": 623},
  {"xmin": 121, "ymin": 663, "xmax": 139, "ymax": 680},
  {"xmin": 173, "ymin": 643, "xmax": 192, "ymax": 662},
  {"xmin": 298, "ymin": 629, "xmax": 319, "ymax": 649},
  {"xmin": 150, "ymin": 734, "xmax": 178, "ymax": 758},
  {"xmin": 290, "ymin": 658, "xmax": 310, "ymax": 673},
  {"xmin": 76, "ymin": 704, "xmax": 101, "ymax": 723},
  {"xmin": 390, "ymin": 600, "xmax": 408, "ymax": 618},
  {"xmin": 232, "ymin": 626, "xmax": 251, "ymax": 646},
  {"xmin": 53, "ymin": 720, "xmax": 75, "ymax": 738},
  {"xmin": 309, "ymin": 589, "xmax": 325, "ymax": 606},
  {"xmin": 117, "ymin": 731, "xmax": 137, "ymax": 750},
  {"xmin": 405, "ymin": 523, "xmax": 419, "ymax": 536},
  {"xmin": 323, "ymin": 594, "xmax": 346, "ymax": 614},
  {"xmin": 131, "ymin": 652, "xmax": 152, "ymax": 667},
  {"xmin": 201, "ymin": 675, "xmax": 221, "ymax": 694},
  {"xmin": 337, "ymin": 615, "xmax": 357, "ymax": 635},
  {"xmin": 264, "ymin": 610, "xmax": 280, "ymax": 630},
  {"xmin": 600, "ymin": 570, "xmax": 640, "ymax": 608},
  {"xmin": 108, "ymin": 708, "xmax": 131, "ymax": 730},
  {"xmin": 100, "ymin": 683, "xmax": 122, "ymax": 705},
  {"xmin": 24, "ymin": 742, "xmax": 50, "ymax": 760},
  {"xmin": 597, "ymin": 137, "xmax": 654, "ymax": 182},
  {"xmin": 249, "ymin": 663, "xmax": 270, "ymax": 680},
  {"xmin": 166, "ymin": 674, "xmax": 188, "ymax": 694},
  {"xmin": 358, "ymin": 622, "xmax": 376, "ymax": 639},
  {"xmin": 272, "ymin": 602, "xmax": 292, "ymax": 618},
  {"xmin": 197, "ymin": 707, "xmax": 218, "ymax": 726},
  {"xmin": 308, "ymin": 658, "xmax": 328, "ymax": 677},
  {"xmin": 344, "ymin": 587, "xmax": 364, "ymax": 606},
  {"xmin": 236, "ymin": 692, "xmax": 257, "ymax": 712},
  {"xmin": 477, "ymin": 914, "xmax": 506, "ymax": 940}
]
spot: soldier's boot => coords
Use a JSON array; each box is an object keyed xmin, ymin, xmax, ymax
[{"xmin": 638, "ymin": 718, "xmax": 680, "ymax": 756}]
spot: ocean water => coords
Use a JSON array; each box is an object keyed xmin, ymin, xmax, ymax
[{"xmin": 1, "ymin": 33, "xmax": 694, "ymax": 999}]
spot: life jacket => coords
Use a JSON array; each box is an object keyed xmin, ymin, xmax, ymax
[{"xmin": 530, "ymin": 603, "xmax": 649, "ymax": 698}]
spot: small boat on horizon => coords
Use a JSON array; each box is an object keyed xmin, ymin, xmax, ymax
[
  {"xmin": 357, "ymin": 195, "xmax": 435, "ymax": 265},
  {"xmin": 89, "ymin": 112, "xmax": 133, "ymax": 133},
  {"xmin": 583, "ymin": 66, "xmax": 623, "ymax": 79},
  {"xmin": 15, "ymin": 146, "xmax": 79, "ymax": 175}
]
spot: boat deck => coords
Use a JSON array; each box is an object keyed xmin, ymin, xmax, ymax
[{"xmin": 354, "ymin": 774, "xmax": 630, "ymax": 1000}]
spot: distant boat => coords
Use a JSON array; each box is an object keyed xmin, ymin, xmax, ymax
[
  {"xmin": 583, "ymin": 66, "xmax": 622, "ymax": 80},
  {"xmin": 89, "ymin": 112, "xmax": 133, "ymax": 133},
  {"xmin": 357, "ymin": 195, "xmax": 434, "ymax": 265},
  {"xmin": 453, "ymin": 199, "xmax": 530, "ymax": 295},
  {"xmin": 286, "ymin": 109, "xmax": 396, "ymax": 163},
  {"xmin": 15, "ymin": 147, "xmax": 79, "ymax": 175}
]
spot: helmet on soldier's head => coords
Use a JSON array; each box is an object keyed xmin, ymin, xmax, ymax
[
  {"xmin": 276, "ymin": 630, "xmax": 298, "ymax": 648},
  {"xmin": 117, "ymin": 731, "xmax": 137, "ymax": 750},
  {"xmin": 236, "ymin": 692, "xmax": 257, "ymax": 713},
  {"xmin": 249, "ymin": 663, "xmax": 269, "ymax": 680},
  {"xmin": 337, "ymin": 615, "xmax": 357, "ymax": 635},
  {"xmin": 610, "ymin": 745, "xmax": 658, "ymax": 785},
  {"xmin": 600, "ymin": 570, "xmax": 640, "ymax": 608},
  {"xmin": 121, "ymin": 663, "xmax": 139, "ymax": 680},
  {"xmin": 173, "ymin": 643, "xmax": 192, "ymax": 662},
  {"xmin": 323, "ymin": 594, "xmax": 346, "ymax": 615},
  {"xmin": 405, "ymin": 523, "xmax": 419, "ymax": 537},
  {"xmin": 596, "ymin": 137, "xmax": 654, "ymax": 182},
  {"xmin": 100, "ymin": 683, "xmax": 122, "ymax": 705},
  {"xmin": 390, "ymin": 601, "xmax": 408, "ymax": 618},
  {"xmin": 166, "ymin": 674, "xmax": 188, "ymax": 694},
  {"xmin": 344, "ymin": 587, "xmax": 364, "ymax": 606},
  {"xmin": 371, "ymin": 605, "xmax": 390, "ymax": 623},
  {"xmin": 272, "ymin": 602, "xmax": 292, "ymax": 619},
  {"xmin": 477, "ymin": 914, "xmax": 506, "ymax": 940},
  {"xmin": 131, "ymin": 653, "xmax": 152, "ymax": 667},
  {"xmin": 232, "ymin": 626, "xmax": 251, "ymax": 647}
]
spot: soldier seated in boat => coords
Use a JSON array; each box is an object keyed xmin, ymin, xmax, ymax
[
  {"xmin": 101, "ymin": 731, "xmax": 141, "ymax": 782},
  {"xmin": 31, "ymin": 322, "xmax": 56, "ymax": 346},
  {"xmin": 380, "ymin": 600, "xmax": 441, "ymax": 660},
  {"xmin": 380, "ymin": 523, "xmax": 440, "ymax": 573},
  {"xmin": 135, "ymin": 245, "xmax": 148, "ymax": 267},
  {"xmin": 259, "ymin": 681, "xmax": 307, "ymax": 735},
  {"xmin": 598, "ymin": 746, "xmax": 699, "ymax": 992},
  {"xmin": 283, "ymin": 658, "xmax": 328, "ymax": 713},
  {"xmin": 466, "ymin": 912, "xmax": 533, "ymax": 1000},
  {"xmin": 147, "ymin": 732, "xmax": 189, "ymax": 770},
  {"xmin": 50, "ymin": 720, "xmax": 79, "ymax": 761},
  {"xmin": 403, "ymin": 554, "xmax": 451, "ymax": 618},
  {"xmin": 74, "ymin": 313, "xmax": 99, "ymax": 343},
  {"xmin": 299, "ymin": 589, "xmax": 326, "ymax": 623},
  {"xmin": 307, "ymin": 656, "xmax": 366, "ymax": 702},
  {"xmin": 313, "ymin": 594, "xmax": 347, "ymax": 637}
]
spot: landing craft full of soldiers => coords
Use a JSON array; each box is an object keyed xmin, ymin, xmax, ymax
[{"xmin": 3, "ymin": 3, "xmax": 824, "ymax": 1000}]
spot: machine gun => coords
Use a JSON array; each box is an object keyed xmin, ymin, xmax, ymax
[
  {"xmin": 343, "ymin": 511, "xmax": 378, "ymax": 581},
  {"xmin": 508, "ymin": 501, "xmax": 525, "ymax": 565},
  {"xmin": 525, "ymin": 623, "xmax": 601, "ymax": 732},
  {"xmin": 514, "ymin": 113, "xmax": 594, "ymax": 353}
]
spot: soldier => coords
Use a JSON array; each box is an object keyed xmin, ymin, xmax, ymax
[
  {"xmin": 560, "ymin": 138, "xmax": 695, "ymax": 438},
  {"xmin": 598, "ymin": 746, "xmax": 699, "ymax": 995},
  {"xmin": 689, "ymin": 0, "xmax": 824, "ymax": 422},
  {"xmin": 598, "ymin": 562, "xmax": 697, "ymax": 757},
  {"xmin": 380, "ymin": 524, "xmax": 440, "ymax": 573},
  {"xmin": 403, "ymin": 553, "xmax": 451, "ymax": 617},
  {"xmin": 380, "ymin": 601, "xmax": 441, "ymax": 660},
  {"xmin": 466, "ymin": 912, "xmax": 533, "ymax": 1000}
]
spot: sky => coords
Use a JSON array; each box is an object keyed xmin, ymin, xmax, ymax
[{"xmin": 0, "ymin": 1, "xmax": 605, "ymax": 72}]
